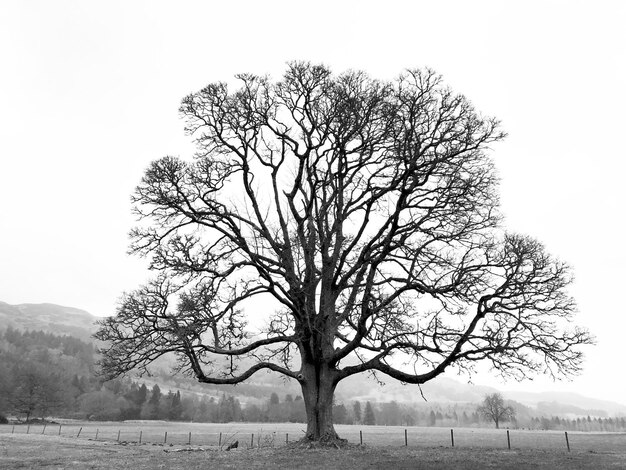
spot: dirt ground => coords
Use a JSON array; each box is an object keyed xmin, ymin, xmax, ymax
[{"xmin": 1, "ymin": 434, "xmax": 625, "ymax": 469}]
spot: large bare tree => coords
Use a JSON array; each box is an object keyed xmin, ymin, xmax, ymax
[{"xmin": 96, "ymin": 62, "xmax": 591, "ymax": 442}]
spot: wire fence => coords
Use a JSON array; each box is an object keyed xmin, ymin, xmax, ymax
[{"xmin": 1, "ymin": 423, "xmax": 625, "ymax": 453}]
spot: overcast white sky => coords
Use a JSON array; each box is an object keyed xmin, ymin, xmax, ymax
[{"xmin": 1, "ymin": 0, "xmax": 625, "ymax": 404}]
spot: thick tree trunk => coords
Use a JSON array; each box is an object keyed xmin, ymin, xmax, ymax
[{"xmin": 300, "ymin": 362, "xmax": 340, "ymax": 441}]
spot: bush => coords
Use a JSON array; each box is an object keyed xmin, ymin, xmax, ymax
[{"xmin": 0, "ymin": 414, "xmax": 8, "ymax": 424}]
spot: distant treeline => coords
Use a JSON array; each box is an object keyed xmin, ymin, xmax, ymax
[
  {"xmin": 343, "ymin": 402, "xmax": 626, "ymax": 432},
  {"xmin": 1, "ymin": 328, "xmax": 624, "ymax": 432}
]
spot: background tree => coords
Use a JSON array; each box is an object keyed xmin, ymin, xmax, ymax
[
  {"xmin": 167, "ymin": 390, "xmax": 183, "ymax": 420},
  {"xmin": 428, "ymin": 410, "xmax": 437, "ymax": 427},
  {"xmin": 147, "ymin": 384, "xmax": 161, "ymax": 420},
  {"xmin": 477, "ymin": 393, "xmax": 515, "ymax": 429},
  {"xmin": 10, "ymin": 369, "xmax": 46, "ymax": 421},
  {"xmin": 379, "ymin": 401, "xmax": 401, "ymax": 426},
  {"xmin": 290, "ymin": 396, "xmax": 306, "ymax": 423},
  {"xmin": 353, "ymin": 401, "xmax": 362, "ymax": 424},
  {"xmin": 333, "ymin": 402, "xmax": 350, "ymax": 424},
  {"xmin": 363, "ymin": 401, "xmax": 376, "ymax": 425},
  {"xmin": 78, "ymin": 389, "xmax": 125, "ymax": 421},
  {"xmin": 36, "ymin": 373, "xmax": 64, "ymax": 419},
  {"xmin": 217, "ymin": 393, "xmax": 242, "ymax": 422},
  {"xmin": 267, "ymin": 392, "xmax": 281, "ymax": 422},
  {"xmin": 9, "ymin": 367, "xmax": 63, "ymax": 421},
  {"xmin": 96, "ymin": 62, "xmax": 591, "ymax": 442}
]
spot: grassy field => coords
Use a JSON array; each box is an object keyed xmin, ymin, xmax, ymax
[{"xmin": 1, "ymin": 422, "xmax": 625, "ymax": 469}]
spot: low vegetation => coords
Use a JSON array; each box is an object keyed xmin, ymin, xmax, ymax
[{"xmin": 1, "ymin": 426, "xmax": 625, "ymax": 470}]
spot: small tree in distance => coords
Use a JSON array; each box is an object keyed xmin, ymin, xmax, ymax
[
  {"xmin": 478, "ymin": 393, "xmax": 515, "ymax": 429},
  {"xmin": 96, "ymin": 62, "xmax": 592, "ymax": 443}
]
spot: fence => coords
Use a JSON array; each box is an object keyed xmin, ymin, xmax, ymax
[{"xmin": 1, "ymin": 423, "xmax": 624, "ymax": 453}]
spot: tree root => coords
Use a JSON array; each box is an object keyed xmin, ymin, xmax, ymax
[{"xmin": 289, "ymin": 436, "xmax": 356, "ymax": 449}]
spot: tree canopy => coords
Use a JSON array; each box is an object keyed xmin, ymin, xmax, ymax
[{"xmin": 96, "ymin": 62, "xmax": 591, "ymax": 441}]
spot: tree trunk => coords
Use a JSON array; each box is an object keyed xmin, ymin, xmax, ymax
[{"xmin": 300, "ymin": 362, "xmax": 340, "ymax": 442}]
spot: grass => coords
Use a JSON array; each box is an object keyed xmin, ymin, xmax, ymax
[{"xmin": 1, "ymin": 423, "xmax": 625, "ymax": 469}]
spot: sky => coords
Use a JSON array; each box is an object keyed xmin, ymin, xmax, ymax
[{"xmin": 1, "ymin": 0, "xmax": 625, "ymax": 404}]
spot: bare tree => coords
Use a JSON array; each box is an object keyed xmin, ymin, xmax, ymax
[
  {"xmin": 478, "ymin": 393, "xmax": 515, "ymax": 429},
  {"xmin": 95, "ymin": 62, "xmax": 592, "ymax": 442}
]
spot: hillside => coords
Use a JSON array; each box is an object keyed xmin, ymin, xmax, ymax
[
  {"xmin": 336, "ymin": 375, "xmax": 498, "ymax": 404},
  {"xmin": 507, "ymin": 391, "xmax": 626, "ymax": 417},
  {"xmin": 0, "ymin": 301, "xmax": 98, "ymax": 341}
]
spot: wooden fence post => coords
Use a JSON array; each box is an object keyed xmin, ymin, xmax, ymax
[
  {"xmin": 360, "ymin": 430, "xmax": 363, "ymax": 445},
  {"xmin": 506, "ymin": 430, "xmax": 511, "ymax": 450},
  {"xmin": 26, "ymin": 424, "xmax": 30, "ymax": 434},
  {"xmin": 218, "ymin": 432, "xmax": 222, "ymax": 447},
  {"xmin": 565, "ymin": 432, "xmax": 570, "ymax": 452},
  {"xmin": 250, "ymin": 433, "xmax": 254, "ymax": 448},
  {"xmin": 164, "ymin": 431, "xmax": 167, "ymax": 444},
  {"xmin": 11, "ymin": 425, "xmax": 14, "ymax": 434},
  {"xmin": 188, "ymin": 432, "xmax": 192, "ymax": 445},
  {"xmin": 451, "ymin": 429, "xmax": 455, "ymax": 447},
  {"xmin": 139, "ymin": 430, "xmax": 142, "ymax": 444},
  {"xmin": 58, "ymin": 425, "xmax": 61, "ymax": 436},
  {"xmin": 77, "ymin": 427, "xmax": 82, "ymax": 438},
  {"xmin": 405, "ymin": 429, "xmax": 408, "ymax": 446},
  {"xmin": 286, "ymin": 433, "xmax": 289, "ymax": 444},
  {"xmin": 95, "ymin": 428, "xmax": 99, "ymax": 440},
  {"xmin": 117, "ymin": 430, "xmax": 120, "ymax": 442},
  {"xmin": 42, "ymin": 424, "xmax": 47, "ymax": 435}
]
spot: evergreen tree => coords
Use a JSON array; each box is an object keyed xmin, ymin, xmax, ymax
[
  {"xmin": 290, "ymin": 396, "xmax": 306, "ymax": 423},
  {"xmin": 217, "ymin": 393, "xmax": 232, "ymax": 422},
  {"xmin": 168, "ymin": 390, "xmax": 183, "ymax": 420},
  {"xmin": 197, "ymin": 397, "xmax": 210, "ymax": 422},
  {"xmin": 267, "ymin": 392, "xmax": 281, "ymax": 422},
  {"xmin": 217, "ymin": 393, "xmax": 242, "ymax": 422},
  {"xmin": 137, "ymin": 384, "xmax": 148, "ymax": 405},
  {"xmin": 428, "ymin": 410, "xmax": 436, "ymax": 426},
  {"xmin": 333, "ymin": 403, "xmax": 349, "ymax": 424},
  {"xmin": 353, "ymin": 401, "xmax": 362, "ymax": 424},
  {"xmin": 229, "ymin": 395, "xmax": 242, "ymax": 421},
  {"xmin": 363, "ymin": 401, "xmax": 376, "ymax": 425},
  {"xmin": 148, "ymin": 384, "xmax": 161, "ymax": 419}
]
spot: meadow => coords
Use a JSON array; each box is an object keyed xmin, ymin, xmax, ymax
[{"xmin": 1, "ymin": 422, "xmax": 625, "ymax": 469}]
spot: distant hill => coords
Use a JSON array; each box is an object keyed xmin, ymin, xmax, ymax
[
  {"xmin": 0, "ymin": 301, "xmax": 98, "ymax": 341},
  {"xmin": 336, "ymin": 375, "xmax": 498, "ymax": 404},
  {"xmin": 506, "ymin": 390, "xmax": 626, "ymax": 417},
  {"xmin": 337, "ymin": 375, "xmax": 626, "ymax": 417}
]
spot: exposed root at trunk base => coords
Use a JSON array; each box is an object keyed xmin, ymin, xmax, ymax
[{"xmin": 290, "ymin": 436, "xmax": 355, "ymax": 450}]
